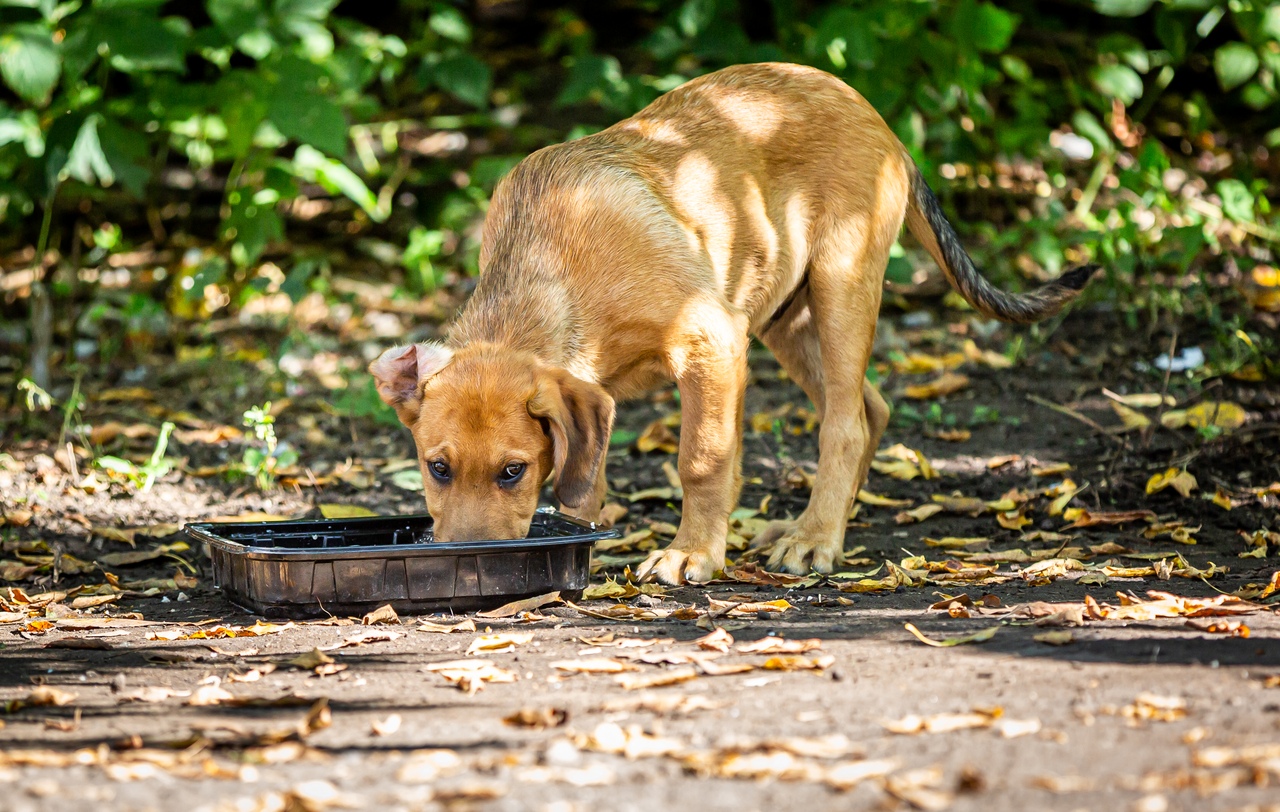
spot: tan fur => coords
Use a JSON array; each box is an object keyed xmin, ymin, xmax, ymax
[{"xmin": 371, "ymin": 63, "xmax": 1086, "ymax": 583}]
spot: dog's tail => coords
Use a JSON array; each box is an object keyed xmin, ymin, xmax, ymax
[{"xmin": 904, "ymin": 165, "xmax": 1097, "ymax": 324}]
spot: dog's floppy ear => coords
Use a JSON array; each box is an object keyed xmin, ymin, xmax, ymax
[
  {"xmin": 369, "ymin": 342, "xmax": 453, "ymax": 425},
  {"xmin": 528, "ymin": 367, "xmax": 615, "ymax": 510}
]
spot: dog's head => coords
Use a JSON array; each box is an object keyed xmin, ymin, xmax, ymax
[{"xmin": 369, "ymin": 342, "xmax": 614, "ymax": 542}]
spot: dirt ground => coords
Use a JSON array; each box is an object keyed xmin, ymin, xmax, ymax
[{"xmin": 2, "ymin": 305, "xmax": 1280, "ymax": 812}]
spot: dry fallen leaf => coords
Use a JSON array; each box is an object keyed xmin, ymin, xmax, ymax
[
  {"xmin": 885, "ymin": 766, "xmax": 955, "ymax": 811},
  {"xmin": 395, "ymin": 749, "xmax": 463, "ymax": 783},
  {"xmin": 285, "ymin": 648, "xmax": 335, "ymax": 670},
  {"xmin": 1110, "ymin": 402, "xmax": 1151, "ymax": 432},
  {"xmin": 362, "ymin": 604, "xmax": 400, "ymax": 625},
  {"xmin": 550, "ymin": 658, "xmax": 639, "ymax": 674},
  {"xmin": 417, "ymin": 618, "xmax": 477, "ymax": 634},
  {"xmin": 903, "ymin": 372, "xmax": 970, "ymax": 400},
  {"xmin": 1184, "ymin": 618, "xmax": 1250, "ymax": 637},
  {"xmin": 884, "ymin": 708, "xmax": 1001, "ymax": 734},
  {"xmin": 896, "ymin": 504, "xmax": 944, "ymax": 524},
  {"xmin": 761, "ymin": 654, "xmax": 834, "ymax": 672},
  {"xmin": 904, "ymin": 623, "xmax": 999, "ymax": 647},
  {"xmin": 1161, "ymin": 401, "xmax": 1246, "ymax": 431},
  {"xmin": 857, "ymin": 490, "xmax": 914, "ymax": 507},
  {"xmin": 466, "ymin": 632, "xmax": 533, "ymax": 656},
  {"xmin": 1145, "ymin": 468, "xmax": 1198, "ymax": 498},
  {"xmin": 118, "ymin": 686, "xmax": 190, "ymax": 703},
  {"xmin": 695, "ymin": 627, "xmax": 734, "ymax": 652},
  {"xmin": 737, "ymin": 637, "xmax": 823, "ymax": 654},
  {"xmin": 1062, "ymin": 508, "xmax": 1156, "ymax": 530},
  {"xmin": 615, "ymin": 667, "xmax": 700, "ymax": 691},
  {"xmin": 371, "ymin": 714, "xmax": 402, "ymax": 737},
  {"xmin": 477, "ymin": 591, "xmax": 562, "ymax": 618},
  {"xmin": 635, "ymin": 419, "xmax": 679, "ymax": 454},
  {"xmin": 423, "ymin": 659, "xmax": 517, "ymax": 694},
  {"xmin": 503, "ymin": 707, "xmax": 568, "ymax": 729},
  {"xmin": 707, "ymin": 598, "xmax": 794, "ymax": 617}
]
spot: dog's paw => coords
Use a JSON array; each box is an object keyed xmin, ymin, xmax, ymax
[
  {"xmin": 636, "ymin": 547, "xmax": 720, "ymax": 585},
  {"xmin": 763, "ymin": 523, "xmax": 843, "ymax": 575}
]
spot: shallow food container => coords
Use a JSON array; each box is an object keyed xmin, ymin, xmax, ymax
[{"xmin": 184, "ymin": 508, "xmax": 618, "ymax": 618}]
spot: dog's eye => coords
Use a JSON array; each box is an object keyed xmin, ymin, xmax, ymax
[
  {"xmin": 428, "ymin": 460, "xmax": 451, "ymax": 482},
  {"xmin": 498, "ymin": 462, "xmax": 526, "ymax": 485}
]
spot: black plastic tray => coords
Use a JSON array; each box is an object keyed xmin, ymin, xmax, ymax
[{"xmin": 185, "ymin": 508, "xmax": 618, "ymax": 618}]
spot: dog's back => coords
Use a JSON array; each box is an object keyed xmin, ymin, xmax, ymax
[{"xmin": 463, "ymin": 64, "xmax": 911, "ymax": 361}]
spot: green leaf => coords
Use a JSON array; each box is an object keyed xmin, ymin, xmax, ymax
[
  {"xmin": 216, "ymin": 70, "xmax": 270, "ymax": 157},
  {"xmin": 0, "ymin": 23, "xmax": 60, "ymax": 106},
  {"xmin": 292, "ymin": 144, "xmax": 385, "ymax": 221},
  {"xmin": 1214, "ymin": 43, "xmax": 1258, "ymax": 91},
  {"xmin": 1091, "ymin": 63, "xmax": 1143, "ymax": 104},
  {"xmin": 223, "ymin": 192, "xmax": 283, "ymax": 265},
  {"xmin": 62, "ymin": 114, "xmax": 114, "ymax": 187},
  {"xmin": 1264, "ymin": 5, "xmax": 1280, "ymax": 40},
  {"xmin": 87, "ymin": 8, "xmax": 189, "ymax": 73},
  {"xmin": 0, "ymin": 109, "xmax": 44, "ymax": 156},
  {"xmin": 428, "ymin": 5, "xmax": 471, "ymax": 43},
  {"xmin": 1216, "ymin": 179, "xmax": 1254, "ymax": 223},
  {"xmin": 1093, "ymin": 0, "xmax": 1155, "ymax": 17},
  {"xmin": 431, "ymin": 52, "xmax": 492, "ymax": 108},
  {"xmin": 950, "ymin": 0, "xmax": 1019, "ymax": 54},
  {"xmin": 209, "ymin": 0, "xmax": 275, "ymax": 59},
  {"xmin": 273, "ymin": 0, "xmax": 339, "ymax": 21},
  {"xmin": 1072, "ymin": 109, "xmax": 1114, "ymax": 154},
  {"xmin": 267, "ymin": 56, "xmax": 347, "ymax": 155}
]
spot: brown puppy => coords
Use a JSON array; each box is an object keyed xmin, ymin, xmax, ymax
[{"xmin": 371, "ymin": 63, "xmax": 1094, "ymax": 584}]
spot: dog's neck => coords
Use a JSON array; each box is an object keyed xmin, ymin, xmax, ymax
[{"xmin": 446, "ymin": 267, "xmax": 588, "ymax": 375}]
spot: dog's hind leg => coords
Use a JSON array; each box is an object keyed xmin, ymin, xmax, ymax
[
  {"xmin": 759, "ymin": 285, "xmax": 826, "ymax": 420},
  {"xmin": 765, "ymin": 209, "xmax": 901, "ymax": 575},
  {"xmin": 637, "ymin": 301, "xmax": 750, "ymax": 584}
]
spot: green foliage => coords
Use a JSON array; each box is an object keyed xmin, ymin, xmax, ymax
[
  {"xmin": 96, "ymin": 422, "xmax": 176, "ymax": 492},
  {"xmin": 239, "ymin": 402, "xmax": 297, "ymax": 490},
  {"xmin": 0, "ymin": 0, "xmax": 1277, "ymax": 358}
]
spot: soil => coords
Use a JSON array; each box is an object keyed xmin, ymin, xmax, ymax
[{"xmin": 2, "ymin": 304, "xmax": 1279, "ymax": 811}]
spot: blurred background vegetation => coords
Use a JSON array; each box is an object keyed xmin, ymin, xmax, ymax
[{"xmin": 1, "ymin": 0, "xmax": 1278, "ymax": 422}]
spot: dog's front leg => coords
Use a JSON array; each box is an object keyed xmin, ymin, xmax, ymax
[{"xmin": 637, "ymin": 309, "xmax": 749, "ymax": 584}]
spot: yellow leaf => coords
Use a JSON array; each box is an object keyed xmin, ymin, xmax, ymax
[
  {"xmin": 893, "ymin": 352, "xmax": 968, "ymax": 374},
  {"xmin": 1145, "ymin": 468, "xmax": 1197, "ymax": 498},
  {"xmin": 1162, "ymin": 402, "xmax": 1247, "ymax": 431},
  {"xmin": 1032, "ymin": 462, "xmax": 1073, "ymax": 477},
  {"xmin": 997, "ymin": 509, "xmax": 1032, "ymax": 530},
  {"xmin": 924, "ymin": 537, "xmax": 990, "ymax": 549},
  {"xmin": 962, "ymin": 340, "xmax": 1014, "ymax": 369},
  {"xmin": 896, "ymin": 504, "xmax": 943, "ymax": 524},
  {"xmin": 466, "ymin": 632, "xmax": 533, "ymax": 655},
  {"xmin": 319, "ymin": 504, "xmax": 378, "ymax": 519},
  {"xmin": 903, "ymin": 623, "xmax": 999, "ymax": 647},
  {"xmin": 635, "ymin": 419, "xmax": 679, "ymax": 454},
  {"xmin": 857, "ymin": 490, "xmax": 913, "ymax": 507},
  {"xmin": 1110, "ymin": 402, "xmax": 1151, "ymax": 431},
  {"xmin": 1212, "ymin": 488, "xmax": 1233, "ymax": 511},
  {"xmin": 903, "ymin": 372, "xmax": 970, "ymax": 400},
  {"xmin": 1104, "ymin": 390, "xmax": 1172, "ymax": 408},
  {"xmin": 871, "ymin": 459, "xmax": 920, "ymax": 480}
]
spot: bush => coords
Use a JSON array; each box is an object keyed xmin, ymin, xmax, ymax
[{"xmin": 0, "ymin": 1, "xmax": 1276, "ymax": 341}]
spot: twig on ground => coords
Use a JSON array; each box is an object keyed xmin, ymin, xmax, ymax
[{"xmin": 1025, "ymin": 394, "xmax": 1129, "ymax": 449}]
